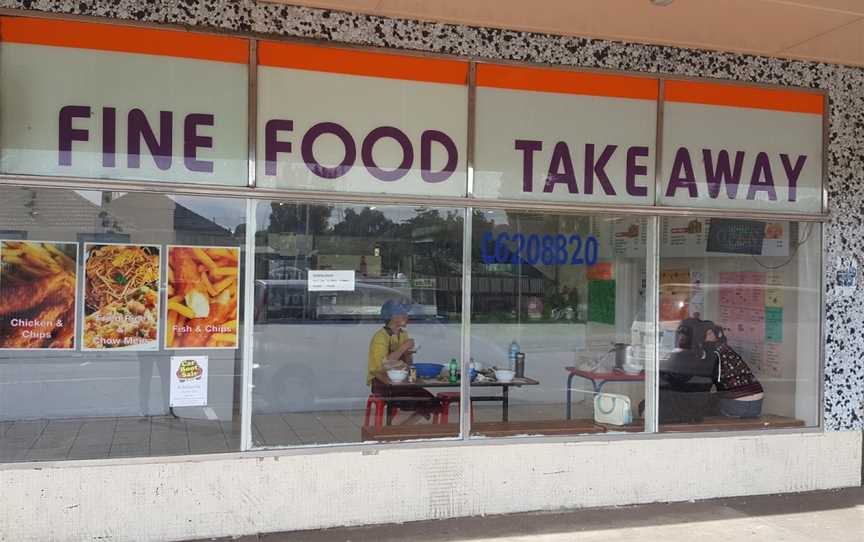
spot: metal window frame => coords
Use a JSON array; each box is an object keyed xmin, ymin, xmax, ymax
[{"xmin": 0, "ymin": 8, "xmax": 833, "ymax": 457}]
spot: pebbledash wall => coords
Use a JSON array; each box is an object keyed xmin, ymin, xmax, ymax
[{"xmin": 0, "ymin": 1, "xmax": 861, "ymax": 541}]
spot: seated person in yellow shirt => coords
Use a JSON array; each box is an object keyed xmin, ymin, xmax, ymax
[{"xmin": 368, "ymin": 300, "xmax": 439, "ymax": 423}]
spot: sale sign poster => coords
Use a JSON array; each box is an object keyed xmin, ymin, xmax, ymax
[
  {"xmin": 170, "ymin": 355, "xmax": 208, "ymax": 407},
  {"xmin": 0, "ymin": 240, "xmax": 78, "ymax": 350},
  {"xmin": 82, "ymin": 243, "xmax": 161, "ymax": 351},
  {"xmin": 165, "ymin": 246, "xmax": 240, "ymax": 349}
]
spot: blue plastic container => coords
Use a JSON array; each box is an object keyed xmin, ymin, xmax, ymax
[{"xmin": 413, "ymin": 363, "xmax": 444, "ymax": 379}]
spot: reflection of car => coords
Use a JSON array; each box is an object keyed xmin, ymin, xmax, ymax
[{"xmin": 254, "ymin": 276, "xmax": 439, "ymax": 322}]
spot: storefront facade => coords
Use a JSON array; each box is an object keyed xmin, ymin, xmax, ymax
[{"xmin": 0, "ymin": 2, "xmax": 861, "ymax": 541}]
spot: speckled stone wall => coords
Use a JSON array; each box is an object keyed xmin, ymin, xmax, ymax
[{"xmin": 1, "ymin": 0, "xmax": 862, "ymax": 430}]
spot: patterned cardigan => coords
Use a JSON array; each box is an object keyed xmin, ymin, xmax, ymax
[{"xmin": 713, "ymin": 343, "xmax": 764, "ymax": 399}]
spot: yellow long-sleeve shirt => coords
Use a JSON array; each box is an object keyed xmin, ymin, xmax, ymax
[{"xmin": 367, "ymin": 326, "xmax": 410, "ymax": 385}]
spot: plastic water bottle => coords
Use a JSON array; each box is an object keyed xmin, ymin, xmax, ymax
[
  {"xmin": 508, "ymin": 339, "xmax": 520, "ymax": 370},
  {"xmin": 449, "ymin": 358, "xmax": 459, "ymax": 383}
]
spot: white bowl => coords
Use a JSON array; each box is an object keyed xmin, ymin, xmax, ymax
[
  {"xmin": 387, "ymin": 369, "xmax": 408, "ymax": 382},
  {"xmin": 494, "ymin": 369, "xmax": 515, "ymax": 383}
]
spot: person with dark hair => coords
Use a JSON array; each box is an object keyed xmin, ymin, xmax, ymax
[{"xmin": 704, "ymin": 326, "xmax": 764, "ymax": 418}]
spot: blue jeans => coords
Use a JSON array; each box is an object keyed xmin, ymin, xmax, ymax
[{"xmin": 719, "ymin": 398, "xmax": 763, "ymax": 418}]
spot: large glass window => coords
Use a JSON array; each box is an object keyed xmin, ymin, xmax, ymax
[
  {"xmin": 251, "ymin": 202, "xmax": 464, "ymax": 446},
  {"xmin": 0, "ymin": 187, "xmax": 247, "ymax": 461},
  {"xmin": 657, "ymin": 217, "xmax": 821, "ymax": 431},
  {"xmin": 469, "ymin": 210, "xmax": 650, "ymax": 436}
]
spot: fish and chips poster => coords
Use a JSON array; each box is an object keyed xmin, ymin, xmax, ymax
[
  {"xmin": 0, "ymin": 240, "xmax": 79, "ymax": 350},
  {"xmin": 82, "ymin": 243, "xmax": 161, "ymax": 351},
  {"xmin": 165, "ymin": 246, "xmax": 240, "ymax": 350}
]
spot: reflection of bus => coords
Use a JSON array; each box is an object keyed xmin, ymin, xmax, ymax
[{"xmin": 254, "ymin": 276, "xmax": 439, "ymax": 322}]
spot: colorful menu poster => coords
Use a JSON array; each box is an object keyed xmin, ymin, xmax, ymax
[
  {"xmin": 661, "ymin": 217, "xmax": 707, "ymax": 258},
  {"xmin": 0, "ymin": 240, "xmax": 78, "ymax": 350},
  {"xmin": 82, "ymin": 243, "xmax": 161, "ymax": 351},
  {"xmin": 660, "ymin": 269, "xmax": 690, "ymax": 322},
  {"xmin": 165, "ymin": 246, "xmax": 240, "ymax": 350},
  {"xmin": 169, "ymin": 355, "xmax": 209, "ymax": 407}
]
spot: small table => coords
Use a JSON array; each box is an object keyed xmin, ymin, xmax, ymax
[
  {"xmin": 564, "ymin": 367, "xmax": 645, "ymax": 420},
  {"xmin": 373, "ymin": 373, "xmax": 540, "ymax": 424}
]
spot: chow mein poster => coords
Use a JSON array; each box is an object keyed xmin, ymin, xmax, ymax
[
  {"xmin": 0, "ymin": 240, "xmax": 79, "ymax": 350},
  {"xmin": 165, "ymin": 246, "xmax": 240, "ymax": 350},
  {"xmin": 82, "ymin": 243, "xmax": 161, "ymax": 350}
]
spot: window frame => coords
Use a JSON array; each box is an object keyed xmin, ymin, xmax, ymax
[{"xmin": 0, "ymin": 13, "xmax": 829, "ymax": 461}]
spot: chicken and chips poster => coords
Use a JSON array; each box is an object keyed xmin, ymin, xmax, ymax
[
  {"xmin": 0, "ymin": 240, "xmax": 79, "ymax": 350},
  {"xmin": 165, "ymin": 246, "xmax": 240, "ymax": 350},
  {"xmin": 82, "ymin": 243, "xmax": 161, "ymax": 351}
]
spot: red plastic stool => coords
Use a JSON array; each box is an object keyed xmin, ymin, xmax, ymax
[
  {"xmin": 363, "ymin": 395, "xmax": 398, "ymax": 427},
  {"xmin": 435, "ymin": 392, "xmax": 474, "ymax": 424}
]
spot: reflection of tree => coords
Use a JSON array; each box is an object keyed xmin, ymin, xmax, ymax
[
  {"xmin": 396, "ymin": 208, "xmax": 464, "ymax": 277},
  {"xmin": 332, "ymin": 207, "xmax": 394, "ymax": 237},
  {"xmin": 267, "ymin": 202, "xmax": 331, "ymax": 234}
]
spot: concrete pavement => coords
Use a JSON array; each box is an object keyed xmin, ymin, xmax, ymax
[{"xmin": 199, "ymin": 487, "xmax": 863, "ymax": 541}]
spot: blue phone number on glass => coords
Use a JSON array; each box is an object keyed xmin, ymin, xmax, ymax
[{"xmin": 480, "ymin": 232, "xmax": 599, "ymax": 266}]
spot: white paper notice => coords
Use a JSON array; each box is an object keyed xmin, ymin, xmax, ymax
[
  {"xmin": 307, "ymin": 270, "xmax": 356, "ymax": 292},
  {"xmin": 170, "ymin": 355, "xmax": 208, "ymax": 407}
]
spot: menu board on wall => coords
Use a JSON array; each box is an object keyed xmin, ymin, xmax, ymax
[
  {"xmin": 612, "ymin": 220, "xmax": 646, "ymax": 258},
  {"xmin": 717, "ymin": 271, "xmax": 785, "ymax": 377},
  {"xmin": 257, "ymin": 41, "xmax": 469, "ymax": 197},
  {"xmin": 0, "ymin": 17, "xmax": 249, "ymax": 185},
  {"xmin": 662, "ymin": 217, "xmax": 789, "ymax": 258},
  {"xmin": 82, "ymin": 244, "xmax": 161, "ymax": 350},
  {"xmin": 707, "ymin": 219, "xmax": 765, "ymax": 255},
  {"xmin": 165, "ymin": 246, "xmax": 240, "ymax": 349},
  {"xmin": 0, "ymin": 240, "xmax": 78, "ymax": 350}
]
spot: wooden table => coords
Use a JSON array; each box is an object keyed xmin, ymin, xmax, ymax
[
  {"xmin": 564, "ymin": 367, "xmax": 645, "ymax": 420},
  {"xmin": 373, "ymin": 373, "xmax": 540, "ymax": 423}
]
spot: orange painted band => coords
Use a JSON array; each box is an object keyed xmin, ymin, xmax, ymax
[
  {"xmin": 0, "ymin": 16, "xmax": 248, "ymax": 64},
  {"xmin": 665, "ymin": 80, "xmax": 823, "ymax": 115},
  {"xmin": 477, "ymin": 64, "xmax": 659, "ymax": 100},
  {"xmin": 259, "ymin": 41, "xmax": 468, "ymax": 85}
]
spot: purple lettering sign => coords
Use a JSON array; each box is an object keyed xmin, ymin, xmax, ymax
[
  {"xmin": 420, "ymin": 130, "xmax": 457, "ymax": 184},
  {"xmin": 665, "ymin": 147, "xmax": 697, "ymax": 198},
  {"xmin": 265, "ymin": 119, "xmax": 294, "ymax": 176},
  {"xmin": 703, "ymin": 149, "xmax": 744, "ymax": 200},
  {"xmin": 361, "ymin": 126, "xmax": 413, "ymax": 182},
  {"xmin": 301, "ymin": 122, "xmax": 356, "ymax": 179},
  {"xmin": 584, "ymin": 144, "xmax": 617, "ymax": 196},
  {"xmin": 544, "ymin": 142, "xmax": 578, "ymax": 194},
  {"xmin": 184, "ymin": 114, "xmax": 214, "ymax": 173},
  {"xmin": 127, "ymin": 109, "xmax": 172, "ymax": 170},
  {"xmin": 58, "ymin": 105, "xmax": 90, "ymax": 167},
  {"xmin": 625, "ymin": 146, "xmax": 649, "ymax": 197},
  {"xmin": 515, "ymin": 139, "xmax": 542, "ymax": 192}
]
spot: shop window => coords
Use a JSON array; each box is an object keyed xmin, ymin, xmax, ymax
[
  {"xmin": 0, "ymin": 187, "xmax": 246, "ymax": 461},
  {"xmin": 251, "ymin": 202, "xmax": 464, "ymax": 446},
  {"xmin": 657, "ymin": 217, "xmax": 821, "ymax": 431},
  {"xmin": 468, "ymin": 210, "xmax": 650, "ymax": 436}
]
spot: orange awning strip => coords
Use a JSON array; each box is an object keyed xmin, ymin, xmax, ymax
[
  {"xmin": 0, "ymin": 16, "xmax": 248, "ymax": 64},
  {"xmin": 665, "ymin": 80, "xmax": 824, "ymax": 115},
  {"xmin": 258, "ymin": 41, "xmax": 469, "ymax": 85},
  {"xmin": 477, "ymin": 63, "xmax": 659, "ymax": 100}
]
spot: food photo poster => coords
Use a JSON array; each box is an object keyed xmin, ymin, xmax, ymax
[
  {"xmin": 82, "ymin": 243, "xmax": 161, "ymax": 351},
  {"xmin": 0, "ymin": 240, "xmax": 79, "ymax": 350},
  {"xmin": 165, "ymin": 246, "xmax": 240, "ymax": 350}
]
